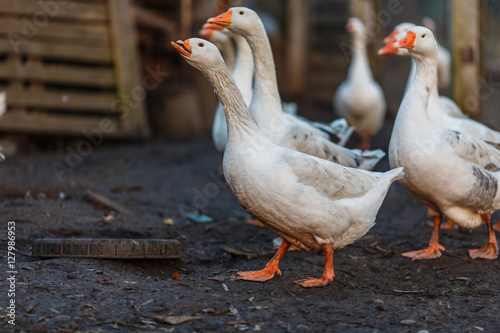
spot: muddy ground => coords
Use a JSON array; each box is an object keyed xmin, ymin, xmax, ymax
[{"xmin": 1, "ymin": 113, "xmax": 500, "ymax": 333}]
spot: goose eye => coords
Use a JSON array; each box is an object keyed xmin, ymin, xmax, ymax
[
  {"xmin": 239, "ymin": 11, "xmax": 244, "ymax": 15},
  {"xmin": 422, "ymin": 34, "xmax": 426, "ymax": 38},
  {"xmin": 198, "ymin": 42, "xmax": 204, "ymax": 47}
]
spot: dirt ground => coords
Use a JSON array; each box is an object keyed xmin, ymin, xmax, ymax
[{"xmin": 1, "ymin": 112, "xmax": 500, "ymax": 333}]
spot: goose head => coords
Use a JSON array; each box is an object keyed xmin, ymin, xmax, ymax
[
  {"xmin": 207, "ymin": 7, "xmax": 260, "ymax": 36},
  {"xmin": 378, "ymin": 22, "xmax": 416, "ymax": 55},
  {"xmin": 199, "ymin": 22, "xmax": 223, "ymax": 38},
  {"xmin": 199, "ymin": 23, "xmax": 230, "ymax": 44},
  {"xmin": 345, "ymin": 17, "xmax": 367, "ymax": 44},
  {"xmin": 393, "ymin": 26, "xmax": 437, "ymax": 58},
  {"xmin": 171, "ymin": 38, "xmax": 223, "ymax": 70}
]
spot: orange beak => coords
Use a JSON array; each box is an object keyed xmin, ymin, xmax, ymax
[
  {"xmin": 377, "ymin": 42, "xmax": 398, "ymax": 55},
  {"xmin": 171, "ymin": 39, "xmax": 192, "ymax": 57},
  {"xmin": 346, "ymin": 20, "xmax": 354, "ymax": 32},
  {"xmin": 396, "ymin": 31, "xmax": 416, "ymax": 49},
  {"xmin": 203, "ymin": 23, "xmax": 224, "ymax": 31},
  {"xmin": 207, "ymin": 9, "xmax": 232, "ymax": 27},
  {"xmin": 383, "ymin": 29, "xmax": 399, "ymax": 44},
  {"xmin": 199, "ymin": 28, "xmax": 214, "ymax": 39}
]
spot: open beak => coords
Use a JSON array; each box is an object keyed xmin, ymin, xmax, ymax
[
  {"xmin": 207, "ymin": 9, "xmax": 232, "ymax": 27},
  {"xmin": 383, "ymin": 29, "xmax": 399, "ymax": 44},
  {"xmin": 171, "ymin": 39, "xmax": 192, "ymax": 57},
  {"xmin": 377, "ymin": 42, "xmax": 398, "ymax": 55},
  {"xmin": 396, "ymin": 31, "xmax": 416, "ymax": 49}
]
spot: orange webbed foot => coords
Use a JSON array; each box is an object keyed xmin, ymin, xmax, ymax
[
  {"xmin": 237, "ymin": 241, "xmax": 290, "ymax": 283},
  {"xmin": 402, "ymin": 243, "xmax": 445, "ymax": 260},
  {"xmin": 237, "ymin": 266, "xmax": 281, "ymax": 282},
  {"xmin": 469, "ymin": 243, "xmax": 499, "ymax": 260},
  {"xmin": 294, "ymin": 274, "xmax": 335, "ymax": 288}
]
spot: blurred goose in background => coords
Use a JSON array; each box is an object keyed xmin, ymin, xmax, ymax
[
  {"xmin": 334, "ymin": 18, "xmax": 386, "ymax": 150},
  {"xmin": 172, "ymin": 37, "xmax": 404, "ymax": 287},
  {"xmin": 208, "ymin": 7, "xmax": 384, "ymax": 170},
  {"xmin": 389, "ymin": 27, "xmax": 500, "ymax": 260}
]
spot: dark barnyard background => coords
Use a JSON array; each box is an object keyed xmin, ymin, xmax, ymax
[{"xmin": 1, "ymin": 0, "xmax": 500, "ymax": 332}]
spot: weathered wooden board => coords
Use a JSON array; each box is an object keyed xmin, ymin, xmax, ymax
[
  {"xmin": 0, "ymin": 0, "xmax": 108, "ymax": 21},
  {"xmin": 5, "ymin": 88, "xmax": 118, "ymax": 112},
  {"xmin": 0, "ymin": 0, "xmax": 150, "ymax": 138},
  {"xmin": 32, "ymin": 238, "xmax": 182, "ymax": 259},
  {"xmin": 0, "ymin": 17, "xmax": 109, "ymax": 45},
  {"xmin": 0, "ymin": 59, "xmax": 115, "ymax": 88},
  {"xmin": 0, "ymin": 39, "xmax": 112, "ymax": 63},
  {"xmin": 0, "ymin": 110, "xmax": 122, "ymax": 135}
]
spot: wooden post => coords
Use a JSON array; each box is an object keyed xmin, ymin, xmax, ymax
[
  {"xmin": 180, "ymin": 0, "xmax": 193, "ymax": 39},
  {"xmin": 108, "ymin": 0, "xmax": 150, "ymax": 138},
  {"xmin": 284, "ymin": 0, "xmax": 309, "ymax": 97},
  {"xmin": 452, "ymin": 0, "xmax": 481, "ymax": 117}
]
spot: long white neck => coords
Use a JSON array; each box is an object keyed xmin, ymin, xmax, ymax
[
  {"xmin": 202, "ymin": 61, "xmax": 261, "ymax": 139},
  {"xmin": 399, "ymin": 52, "xmax": 437, "ymax": 125},
  {"xmin": 348, "ymin": 34, "xmax": 373, "ymax": 85},
  {"xmin": 232, "ymin": 34, "xmax": 254, "ymax": 107},
  {"xmin": 243, "ymin": 22, "xmax": 284, "ymax": 126},
  {"xmin": 404, "ymin": 57, "xmax": 416, "ymax": 94}
]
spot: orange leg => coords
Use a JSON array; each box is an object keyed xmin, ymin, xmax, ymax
[
  {"xmin": 237, "ymin": 240, "xmax": 290, "ymax": 282},
  {"xmin": 428, "ymin": 218, "xmax": 457, "ymax": 230},
  {"xmin": 359, "ymin": 132, "xmax": 371, "ymax": 151},
  {"xmin": 493, "ymin": 221, "xmax": 500, "ymax": 233},
  {"xmin": 469, "ymin": 213, "xmax": 499, "ymax": 260},
  {"xmin": 244, "ymin": 218, "xmax": 265, "ymax": 227},
  {"xmin": 294, "ymin": 244, "xmax": 335, "ymax": 288},
  {"xmin": 440, "ymin": 219, "xmax": 457, "ymax": 230},
  {"xmin": 403, "ymin": 215, "xmax": 445, "ymax": 260}
]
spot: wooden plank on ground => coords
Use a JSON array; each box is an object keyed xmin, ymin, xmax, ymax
[
  {"xmin": 0, "ymin": 110, "xmax": 123, "ymax": 135},
  {"xmin": 0, "ymin": 39, "xmax": 112, "ymax": 63},
  {"xmin": 0, "ymin": 17, "xmax": 109, "ymax": 44},
  {"xmin": 0, "ymin": 0, "xmax": 107, "ymax": 21},
  {"xmin": 32, "ymin": 238, "xmax": 182, "ymax": 259},
  {"xmin": 5, "ymin": 88, "xmax": 118, "ymax": 112},
  {"xmin": 108, "ymin": 0, "xmax": 150, "ymax": 138},
  {"xmin": 0, "ymin": 59, "xmax": 115, "ymax": 88}
]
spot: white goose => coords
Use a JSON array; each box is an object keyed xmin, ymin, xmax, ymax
[
  {"xmin": 381, "ymin": 23, "xmax": 500, "ymax": 233},
  {"xmin": 389, "ymin": 27, "xmax": 500, "ymax": 260},
  {"xmin": 208, "ymin": 7, "xmax": 384, "ymax": 170},
  {"xmin": 334, "ymin": 18, "xmax": 386, "ymax": 150},
  {"xmin": 172, "ymin": 37, "xmax": 404, "ymax": 287}
]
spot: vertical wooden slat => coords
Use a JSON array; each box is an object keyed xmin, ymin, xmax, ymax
[
  {"xmin": 108, "ymin": 0, "xmax": 150, "ymax": 138},
  {"xmin": 452, "ymin": 0, "xmax": 481, "ymax": 117},
  {"xmin": 284, "ymin": 0, "xmax": 309, "ymax": 97}
]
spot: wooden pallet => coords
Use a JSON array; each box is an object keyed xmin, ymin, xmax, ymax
[{"xmin": 0, "ymin": 0, "xmax": 150, "ymax": 138}]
